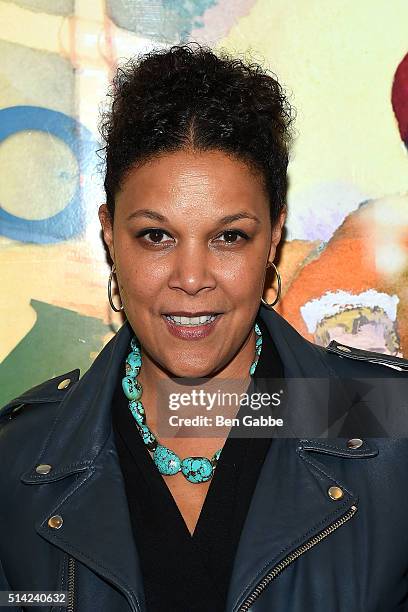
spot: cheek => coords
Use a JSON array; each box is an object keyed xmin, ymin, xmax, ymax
[
  {"xmin": 223, "ymin": 261, "xmax": 264, "ymax": 295},
  {"xmin": 118, "ymin": 260, "xmax": 167, "ymax": 306}
]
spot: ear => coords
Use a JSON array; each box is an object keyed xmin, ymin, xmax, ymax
[
  {"xmin": 98, "ymin": 204, "xmax": 115, "ymax": 263},
  {"xmin": 268, "ymin": 207, "xmax": 286, "ymax": 261}
]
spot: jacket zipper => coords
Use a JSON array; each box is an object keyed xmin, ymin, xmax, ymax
[
  {"xmin": 67, "ymin": 556, "xmax": 76, "ymax": 612},
  {"xmin": 237, "ymin": 504, "xmax": 357, "ymax": 612}
]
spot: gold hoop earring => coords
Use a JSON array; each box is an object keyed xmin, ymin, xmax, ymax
[
  {"xmin": 108, "ymin": 263, "xmax": 124, "ymax": 312},
  {"xmin": 261, "ymin": 261, "xmax": 281, "ymax": 310}
]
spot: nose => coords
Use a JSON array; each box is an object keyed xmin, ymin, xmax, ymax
[{"xmin": 167, "ymin": 246, "xmax": 217, "ymax": 295}]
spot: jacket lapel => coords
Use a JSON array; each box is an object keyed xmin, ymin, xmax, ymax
[
  {"xmin": 225, "ymin": 306, "xmax": 378, "ymax": 611},
  {"xmin": 21, "ymin": 322, "xmax": 147, "ymax": 612}
]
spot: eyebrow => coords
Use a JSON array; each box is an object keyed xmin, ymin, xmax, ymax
[{"xmin": 126, "ymin": 208, "xmax": 261, "ymax": 225}]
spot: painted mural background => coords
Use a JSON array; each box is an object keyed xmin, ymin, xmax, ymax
[{"xmin": 0, "ymin": 0, "xmax": 407, "ymax": 405}]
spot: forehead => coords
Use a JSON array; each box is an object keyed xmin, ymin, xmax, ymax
[{"xmin": 116, "ymin": 149, "xmax": 268, "ymax": 212}]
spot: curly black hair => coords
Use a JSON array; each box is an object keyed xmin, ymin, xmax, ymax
[{"xmin": 99, "ymin": 42, "xmax": 296, "ymax": 226}]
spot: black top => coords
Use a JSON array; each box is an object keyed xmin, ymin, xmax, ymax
[{"xmin": 111, "ymin": 315, "xmax": 284, "ymax": 611}]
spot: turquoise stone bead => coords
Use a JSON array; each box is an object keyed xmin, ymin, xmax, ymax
[
  {"xmin": 127, "ymin": 351, "xmax": 142, "ymax": 368},
  {"xmin": 136, "ymin": 423, "xmax": 157, "ymax": 447},
  {"xmin": 181, "ymin": 457, "xmax": 214, "ymax": 483},
  {"xmin": 254, "ymin": 322, "xmax": 261, "ymax": 335},
  {"xmin": 129, "ymin": 400, "xmax": 145, "ymax": 425},
  {"xmin": 126, "ymin": 351, "xmax": 142, "ymax": 376},
  {"xmin": 249, "ymin": 361, "xmax": 257, "ymax": 375},
  {"xmin": 153, "ymin": 445, "xmax": 181, "ymax": 475},
  {"xmin": 125, "ymin": 363, "xmax": 140, "ymax": 377},
  {"xmin": 122, "ymin": 376, "xmax": 142, "ymax": 400},
  {"xmin": 256, "ymin": 336, "xmax": 262, "ymax": 347}
]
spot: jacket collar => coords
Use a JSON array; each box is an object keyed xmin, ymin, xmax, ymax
[
  {"xmin": 20, "ymin": 305, "xmax": 371, "ymax": 483},
  {"xmin": 21, "ymin": 319, "xmax": 133, "ymax": 482}
]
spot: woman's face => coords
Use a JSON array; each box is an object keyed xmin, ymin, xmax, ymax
[{"xmin": 99, "ymin": 149, "xmax": 285, "ymax": 378}]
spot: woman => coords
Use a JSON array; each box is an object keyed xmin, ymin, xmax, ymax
[{"xmin": 1, "ymin": 43, "xmax": 408, "ymax": 612}]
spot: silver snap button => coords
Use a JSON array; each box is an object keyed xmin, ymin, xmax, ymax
[
  {"xmin": 347, "ymin": 438, "xmax": 363, "ymax": 449},
  {"xmin": 35, "ymin": 464, "xmax": 52, "ymax": 475},
  {"xmin": 48, "ymin": 515, "xmax": 63, "ymax": 529},
  {"xmin": 57, "ymin": 378, "xmax": 71, "ymax": 390},
  {"xmin": 337, "ymin": 345, "xmax": 351, "ymax": 352}
]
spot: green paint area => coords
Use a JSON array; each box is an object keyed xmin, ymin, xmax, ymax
[{"xmin": 0, "ymin": 299, "xmax": 110, "ymax": 406}]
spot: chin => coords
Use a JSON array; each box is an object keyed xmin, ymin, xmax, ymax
[
  {"xmin": 162, "ymin": 356, "xmax": 215, "ymax": 378},
  {"xmin": 169, "ymin": 365, "xmax": 212, "ymax": 379}
]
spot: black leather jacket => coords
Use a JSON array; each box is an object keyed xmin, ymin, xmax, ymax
[{"xmin": 1, "ymin": 305, "xmax": 408, "ymax": 612}]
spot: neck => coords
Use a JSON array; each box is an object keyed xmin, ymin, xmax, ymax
[{"xmin": 136, "ymin": 325, "xmax": 258, "ymax": 429}]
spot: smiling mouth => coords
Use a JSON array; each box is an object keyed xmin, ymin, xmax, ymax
[{"xmin": 163, "ymin": 313, "xmax": 221, "ymax": 326}]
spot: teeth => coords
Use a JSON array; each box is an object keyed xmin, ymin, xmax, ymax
[{"xmin": 166, "ymin": 314, "xmax": 217, "ymax": 326}]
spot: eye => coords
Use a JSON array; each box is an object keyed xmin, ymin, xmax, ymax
[
  {"xmin": 136, "ymin": 228, "xmax": 174, "ymax": 245},
  {"xmin": 215, "ymin": 230, "xmax": 249, "ymax": 244}
]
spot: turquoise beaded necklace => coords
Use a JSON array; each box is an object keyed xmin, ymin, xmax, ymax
[{"xmin": 122, "ymin": 322, "xmax": 263, "ymax": 484}]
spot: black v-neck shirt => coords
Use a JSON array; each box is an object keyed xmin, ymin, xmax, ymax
[{"xmin": 111, "ymin": 315, "xmax": 284, "ymax": 611}]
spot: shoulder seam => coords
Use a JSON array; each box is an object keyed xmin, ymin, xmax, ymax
[
  {"xmin": 325, "ymin": 340, "xmax": 408, "ymax": 372},
  {"xmin": 0, "ymin": 369, "xmax": 81, "ymax": 419}
]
